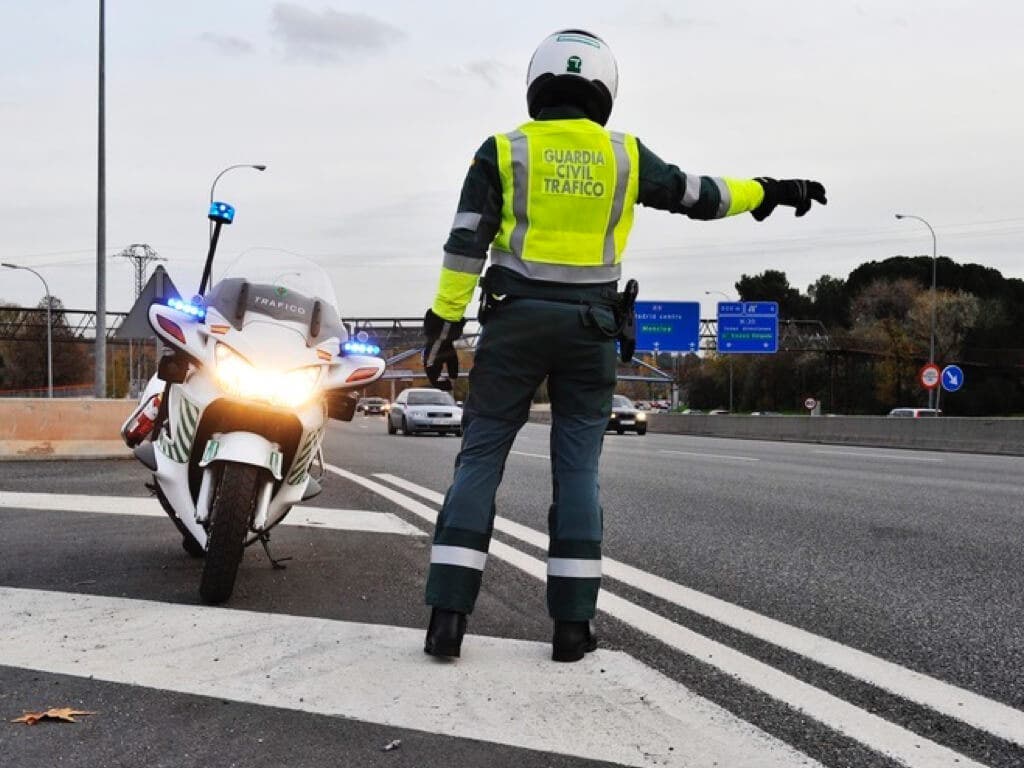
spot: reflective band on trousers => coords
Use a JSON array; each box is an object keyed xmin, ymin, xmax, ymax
[
  {"xmin": 431, "ymin": 545, "xmax": 488, "ymax": 571},
  {"xmin": 547, "ymin": 557, "xmax": 603, "ymax": 578}
]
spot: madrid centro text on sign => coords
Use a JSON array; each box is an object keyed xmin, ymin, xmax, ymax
[{"xmin": 634, "ymin": 301, "xmax": 701, "ymax": 353}]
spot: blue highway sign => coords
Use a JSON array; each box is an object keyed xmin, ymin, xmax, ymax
[
  {"xmin": 941, "ymin": 364, "xmax": 965, "ymax": 392},
  {"xmin": 717, "ymin": 302, "xmax": 779, "ymax": 353},
  {"xmin": 634, "ymin": 301, "xmax": 701, "ymax": 353}
]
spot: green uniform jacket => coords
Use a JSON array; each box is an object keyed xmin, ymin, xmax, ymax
[{"xmin": 432, "ymin": 106, "xmax": 765, "ymax": 321}]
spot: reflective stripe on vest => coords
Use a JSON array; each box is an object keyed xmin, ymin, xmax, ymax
[{"xmin": 490, "ymin": 120, "xmax": 639, "ymax": 284}]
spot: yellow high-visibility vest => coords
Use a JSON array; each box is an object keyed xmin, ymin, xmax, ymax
[{"xmin": 491, "ymin": 119, "xmax": 640, "ymax": 283}]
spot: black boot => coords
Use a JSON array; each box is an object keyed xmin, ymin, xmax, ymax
[
  {"xmin": 424, "ymin": 608, "xmax": 467, "ymax": 658},
  {"xmin": 552, "ymin": 620, "xmax": 598, "ymax": 662}
]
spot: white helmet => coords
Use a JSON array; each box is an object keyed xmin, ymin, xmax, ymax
[{"xmin": 526, "ymin": 29, "xmax": 618, "ymax": 125}]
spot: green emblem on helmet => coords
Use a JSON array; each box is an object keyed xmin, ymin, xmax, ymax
[
  {"xmin": 566, "ymin": 55, "xmax": 582, "ymax": 74},
  {"xmin": 275, "ymin": 285, "xmax": 288, "ymax": 297}
]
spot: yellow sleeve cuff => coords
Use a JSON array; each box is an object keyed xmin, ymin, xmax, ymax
[
  {"xmin": 723, "ymin": 178, "xmax": 766, "ymax": 216},
  {"xmin": 431, "ymin": 267, "xmax": 479, "ymax": 321}
]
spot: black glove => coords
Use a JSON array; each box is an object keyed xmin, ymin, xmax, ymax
[
  {"xmin": 423, "ymin": 309, "xmax": 465, "ymax": 391},
  {"xmin": 751, "ymin": 178, "xmax": 827, "ymax": 221}
]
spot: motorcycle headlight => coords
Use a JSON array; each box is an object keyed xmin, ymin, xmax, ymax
[{"xmin": 214, "ymin": 345, "xmax": 321, "ymax": 408}]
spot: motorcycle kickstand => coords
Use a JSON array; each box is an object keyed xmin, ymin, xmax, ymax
[{"xmin": 258, "ymin": 533, "xmax": 292, "ymax": 570}]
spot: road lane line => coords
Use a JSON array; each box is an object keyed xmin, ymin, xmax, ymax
[
  {"xmin": 813, "ymin": 450, "xmax": 943, "ymax": 463},
  {"xmin": 333, "ymin": 466, "xmax": 986, "ymax": 767},
  {"xmin": 0, "ymin": 587, "xmax": 823, "ymax": 768},
  {"xmin": 373, "ymin": 472, "xmax": 1024, "ymax": 750},
  {"xmin": 510, "ymin": 450, "xmax": 550, "ymax": 459},
  {"xmin": 659, "ymin": 450, "xmax": 760, "ymax": 462},
  {"xmin": 0, "ymin": 492, "xmax": 425, "ymax": 537}
]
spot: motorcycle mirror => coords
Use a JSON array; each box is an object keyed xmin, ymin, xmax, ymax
[{"xmin": 326, "ymin": 391, "xmax": 359, "ymax": 422}]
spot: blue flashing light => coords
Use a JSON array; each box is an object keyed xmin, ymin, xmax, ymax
[
  {"xmin": 167, "ymin": 297, "xmax": 207, "ymax": 321},
  {"xmin": 342, "ymin": 340, "xmax": 380, "ymax": 356},
  {"xmin": 208, "ymin": 201, "xmax": 236, "ymax": 224}
]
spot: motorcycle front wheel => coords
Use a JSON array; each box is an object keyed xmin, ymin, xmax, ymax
[{"xmin": 199, "ymin": 462, "xmax": 262, "ymax": 604}]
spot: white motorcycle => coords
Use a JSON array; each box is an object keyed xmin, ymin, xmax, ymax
[{"xmin": 123, "ymin": 201, "xmax": 384, "ymax": 603}]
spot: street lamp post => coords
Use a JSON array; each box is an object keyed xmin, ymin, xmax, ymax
[
  {"xmin": 895, "ymin": 213, "xmax": 938, "ymax": 408},
  {"xmin": 209, "ymin": 164, "xmax": 267, "ymax": 241},
  {"xmin": 3, "ymin": 263, "xmax": 53, "ymax": 397},
  {"xmin": 705, "ymin": 290, "xmax": 734, "ymax": 412}
]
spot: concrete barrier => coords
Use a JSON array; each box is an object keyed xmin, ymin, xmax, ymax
[
  {"xmin": 0, "ymin": 398, "xmax": 134, "ymax": 460},
  {"xmin": 529, "ymin": 410, "xmax": 1024, "ymax": 456}
]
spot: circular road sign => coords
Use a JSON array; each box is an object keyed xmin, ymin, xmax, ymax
[
  {"xmin": 919, "ymin": 363, "xmax": 941, "ymax": 389},
  {"xmin": 804, "ymin": 397, "xmax": 817, "ymax": 410},
  {"xmin": 941, "ymin": 364, "xmax": 965, "ymax": 393}
]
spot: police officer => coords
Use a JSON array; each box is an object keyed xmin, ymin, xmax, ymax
[{"xmin": 422, "ymin": 29, "xmax": 826, "ymax": 662}]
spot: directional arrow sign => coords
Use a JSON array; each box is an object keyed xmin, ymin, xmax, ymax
[
  {"xmin": 716, "ymin": 302, "xmax": 779, "ymax": 354},
  {"xmin": 941, "ymin": 364, "xmax": 965, "ymax": 392}
]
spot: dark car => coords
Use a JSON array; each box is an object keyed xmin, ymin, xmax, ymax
[
  {"xmin": 387, "ymin": 388, "xmax": 463, "ymax": 436},
  {"xmin": 357, "ymin": 397, "xmax": 389, "ymax": 416},
  {"xmin": 608, "ymin": 394, "xmax": 647, "ymax": 435}
]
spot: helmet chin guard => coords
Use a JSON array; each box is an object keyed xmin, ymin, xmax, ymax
[{"xmin": 526, "ymin": 29, "xmax": 618, "ymax": 125}]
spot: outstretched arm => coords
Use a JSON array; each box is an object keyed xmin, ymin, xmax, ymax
[{"xmin": 636, "ymin": 140, "xmax": 826, "ymax": 221}]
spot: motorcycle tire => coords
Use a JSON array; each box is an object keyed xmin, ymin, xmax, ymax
[
  {"xmin": 182, "ymin": 534, "xmax": 205, "ymax": 558},
  {"xmin": 199, "ymin": 462, "xmax": 261, "ymax": 604}
]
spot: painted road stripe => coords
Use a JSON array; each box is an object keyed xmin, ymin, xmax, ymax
[
  {"xmin": 659, "ymin": 449, "xmax": 760, "ymax": 462},
  {"xmin": 0, "ymin": 492, "xmax": 425, "ymax": 537},
  {"xmin": 361, "ymin": 470, "xmax": 997, "ymax": 765},
  {"xmin": 376, "ymin": 473, "xmax": 1024, "ymax": 749},
  {"xmin": 813, "ymin": 450, "xmax": 944, "ymax": 463},
  {"xmin": 0, "ymin": 587, "xmax": 822, "ymax": 768}
]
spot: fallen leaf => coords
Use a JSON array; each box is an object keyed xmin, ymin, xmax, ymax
[{"xmin": 11, "ymin": 708, "xmax": 97, "ymax": 725}]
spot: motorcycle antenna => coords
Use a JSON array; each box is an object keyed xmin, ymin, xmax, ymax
[{"xmin": 200, "ymin": 201, "xmax": 235, "ymax": 295}]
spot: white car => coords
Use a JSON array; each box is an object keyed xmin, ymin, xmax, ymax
[{"xmin": 387, "ymin": 388, "xmax": 463, "ymax": 436}]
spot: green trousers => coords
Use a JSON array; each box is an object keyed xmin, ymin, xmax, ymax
[{"xmin": 425, "ymin": 298, "xmax": 617, "ymax": 620}]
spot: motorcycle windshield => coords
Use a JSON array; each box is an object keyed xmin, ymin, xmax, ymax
[{"xmin": 205, "ymin": 250, "xmax": 345, "ymax": 343}]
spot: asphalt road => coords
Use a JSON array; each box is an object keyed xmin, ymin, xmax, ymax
[{"xmin": 1, "ymin": 420, "xmax": 1022, "ymax": 768}]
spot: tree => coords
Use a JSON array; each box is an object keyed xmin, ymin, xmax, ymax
[
  {"xmin": 806, "ymin": 275, "xmax": 850, "ymax": 328},
  {"xmin": 0, "ymin": 297, "xmax": 91, "ymax": 392},
  {"xmin": 909, "ymin": 290, "xmax": 980, "ymax": 364},
  {"xmin": 735, "ymin": 270, "xmax": 812, "ymax": 319}
]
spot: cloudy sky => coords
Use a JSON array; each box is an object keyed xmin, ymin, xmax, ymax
[{"xmin": 2, "ymin": 0, "xmax": 1022, "ymax": 318}]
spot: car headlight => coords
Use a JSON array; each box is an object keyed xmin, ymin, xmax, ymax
[
  {"xmin": 636, "ymin": 412, "xmax": 647, "ymax": 421},
  {"xmin": 214, "ymin": 345, "xmax": 320, "ymax": 408}
]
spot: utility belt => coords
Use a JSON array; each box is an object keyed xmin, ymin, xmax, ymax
[{"xmin": 478, "ymin": 273, "xmax": 638, "ymax": 363}]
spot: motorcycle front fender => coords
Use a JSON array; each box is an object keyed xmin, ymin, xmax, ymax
[{"xmin": 198, "ymin": 431, "xmax": 284, "ymax": 481}]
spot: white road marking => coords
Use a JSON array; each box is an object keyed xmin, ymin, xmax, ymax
[
  {"xmin": 367, "ymin": 471, "xmax": 1008, "ymax": 763},
  {"xmin": 510, "ymin": 450, "xmax": 550, "ymax": 459},
  {"xmin": 813, "ymin": 450, "xmax": 943, "ymax": 463},
  {"xmin": 660, "ymin": 449, "xmax": 760, "ymax": 462},
  {"xmin": 0, "ymin": 587, "xmax": 822, "ymax": 768},
  {"xmin": 0, "ymin": 492, "xmax": 425, "ymax": 537}
]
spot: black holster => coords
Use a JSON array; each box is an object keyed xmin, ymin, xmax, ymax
[{"xmin": 616, "ymin": 279, "xmax": 639, "ymax": 363}]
